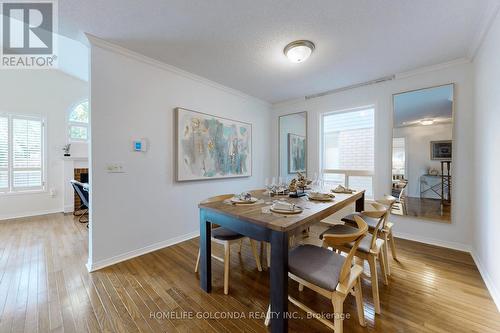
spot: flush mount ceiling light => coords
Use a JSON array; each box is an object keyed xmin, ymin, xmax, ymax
[
  {"xmin": 284, "ymin": 40, "xmax": 315, "ymax": 63},
  {"xmin": 420, "ymin": 119, "xmax": 435, "ymax": 126}
]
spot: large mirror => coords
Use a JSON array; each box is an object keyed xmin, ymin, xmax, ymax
[
  {"xmin": 392, "ymin": 84, "xmax": 453, "ymax": 223},
  {"xmin": 279, "ymin": 112, "xmax": 307, "ymax": 178}
]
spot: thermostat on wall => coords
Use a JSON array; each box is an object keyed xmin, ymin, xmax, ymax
[{"xmin": 133, "ymin": 138, "xmax": 149, "ymax": 152}]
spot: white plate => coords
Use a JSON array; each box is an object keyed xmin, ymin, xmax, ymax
[
  {"xmin": 230, "ymin": 197, "xmax": 258, "ymax": 204},
  {"xmin": 270, "ymin": 205, "xmax": 303, "ymax": 214}
]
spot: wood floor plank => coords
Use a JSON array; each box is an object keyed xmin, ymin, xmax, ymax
[{"xmin": 0, "ymin": 213, "xmax": 499, "ymax": 333}]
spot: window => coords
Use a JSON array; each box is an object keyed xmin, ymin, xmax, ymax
[
  {"xmin": 0, "ymin": 114, "xmax": 45, "ymax": 193},
  {"xmin": 321, "ymin": 107, "xmax": 375, "ymax": 198},
  {"xmin": 68, "ymin": 100, "xmax": 89, "ymax": 141}
]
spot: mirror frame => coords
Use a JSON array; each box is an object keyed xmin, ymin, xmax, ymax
[
  {"xmin": 390, "ymin": 83, "xmax": 455, "ymax": 223},
  {"xmin": 278, "ymin": 111, "xmax": 308, "ymax": 178}
]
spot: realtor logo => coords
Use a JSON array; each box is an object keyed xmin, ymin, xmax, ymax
[{"xmin": 1, "ymin": 0, "xmax": 58, "ymax": 68}]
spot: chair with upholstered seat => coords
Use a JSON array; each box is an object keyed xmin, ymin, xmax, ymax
[
  {"xmin": 194, "ymin": 194, "xmax": 262, "ymax": 295},
  {"xmin": 264, "ymin": 215, "xmax": 368, "ymax": 332},
  {"xmin": 319, "ymin": 203, "xmax": 389, "ymax": 315},
  {"xmin": 342, "ymin": 195, "xmax": 398, "ymax": 275}
]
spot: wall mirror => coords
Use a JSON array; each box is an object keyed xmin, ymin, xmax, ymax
[
  {"xmin": 392, "ymin": 84, "xmax": 453, "ymax": 223},
  {"xmin": 279, "ymin": 112, "xmax": 307, "ymax": 178}
]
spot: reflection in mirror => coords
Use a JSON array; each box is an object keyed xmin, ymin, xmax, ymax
[
  {"xmin": 392, "ymin": 84, "xmax": 453, "ymax": 223},
  {"xmin": 279, "ymin": 112, "xmax": 307, "ymax": 178}
]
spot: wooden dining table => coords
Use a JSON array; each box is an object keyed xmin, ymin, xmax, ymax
[{"xmin": 198, "ymin": 189, "xmax": 365, "ymax": 333}]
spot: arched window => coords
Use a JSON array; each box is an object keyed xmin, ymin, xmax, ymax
[{"xmin": 68, "ymin": 100, "xmax": 89, "ymax": 141}]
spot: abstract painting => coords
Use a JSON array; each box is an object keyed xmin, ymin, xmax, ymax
[
  {"xmin": 176, "ymin": 108, "xmax": 252, "ymax": 181},
  {"xmin": 288, "ymin": 133, "xmax": 306, "ymax": 174}
]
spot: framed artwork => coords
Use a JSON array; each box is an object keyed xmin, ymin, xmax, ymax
[
  {"xmin": 430, "ymin": 140, "xmax": 452, "ymax": 160},
  {"xmin": 288, "ymin": 133, "xmax": 306, "ymax": 174},
  {"xmin": 176, "ymin": 108, "xmax": 252, "ymax": 181}
]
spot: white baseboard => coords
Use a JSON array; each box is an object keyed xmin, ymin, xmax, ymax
[
  {"xmin": 0, "ymin": 208, "xmax": 63, "ymax": 221},
  {"xmin": 470, "ymin": 249, "xmax": 500, "ymax": 312},
  {"xmin": 64, "ymin": 205, "xmax": 74, "ymax": 213},
  {"xmin": 394, "ymin": 231, "xmax": 471, "ymax": 252},
  {"xmin": 86, "ymin": 230, "xmax": 200, "ymax": 272}
]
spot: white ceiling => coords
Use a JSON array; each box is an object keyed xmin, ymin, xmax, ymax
[{"xmin": 59, "ymin": 0, "xmax": 498, "ymax": 103}]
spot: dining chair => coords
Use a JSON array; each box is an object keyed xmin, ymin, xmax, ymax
[
  {"xmin": 342, "ymin": 195, "xmax": 398, "ymax": 275},
  {"xmin": 264, "ymin": 215, "xmax": 368, "ymax": 332},
  {"xmin": 194, "ymin": 194, "xmax": 262, "ymax": 295},
  {"xmin": 319, "ymin": 203, "xmax": 389, "ymax": 314},
  {"xmin": 70, "ymin": 180, "xmax": 89, "ymax": 226}
]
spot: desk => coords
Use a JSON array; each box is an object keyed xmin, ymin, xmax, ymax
[{"xmin": 198, "ymin": 190, "xmax": 364, "ymax": 332}]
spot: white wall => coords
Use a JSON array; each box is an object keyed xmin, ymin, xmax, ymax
[
  {"xmin": 472, "ymin": 10, "xmax": 500, "ymax": 310},
  {"xmin": 0, "ymin": 70, "xmax": 88, "ymax": 220},
  {"xmin": 272, "ymin": 61, "xmax": 475, "ymax": 250},
  {"xmin": 89, "ymin": 38, "xmax": 272, "ymax": 269},
  {"xmin": 393, "ymin": 123, "xmax": 452, "ymax": 198}
]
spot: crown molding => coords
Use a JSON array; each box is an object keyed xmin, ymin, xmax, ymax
[
  {"xmin": 84, "ymin": 33, "xmax": 270, "ymax": 108},
  {"xmin": 395, "ymin": 57, "xmax": 471, "ymax": 79},
  {"xmin": 468, "ymin": 1, "xmax": 500, "ymax": 60}
]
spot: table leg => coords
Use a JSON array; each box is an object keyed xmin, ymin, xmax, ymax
[
  {"xmin": 200, "ymin": 210, "xmax": 212, "ymax": 292},
  {"xmin": 270, "ymin": 230, "xmax": 288, "ymax": 333},
  {"xmin": 355, "ymin": 191, "xmax": 365, "ymax": 212}
]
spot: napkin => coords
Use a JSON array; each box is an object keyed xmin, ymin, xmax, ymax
[
  {"xmin": 272, "ymin": 200, "xmax": 295, "ymax": 211},
  {"xmin": 332, "ymin": 185, "xmax": 353, "ymax": 193},
  {"xmin": 237, "ymin": 192, "xmax": 252, "ymax": 201},
  {"xmin": 309, "ymin": 191, "xmax": 334, "ymax": 199}
]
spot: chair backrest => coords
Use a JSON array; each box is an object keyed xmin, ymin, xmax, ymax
[
  {"xmin": 201, "ymin": 194, "xmax": 234, "ymax": 204},
  {"xmin": 377, "ymin": 195, "xmax": 397, "ymax": 221},
  {"xmin": 70, "ymin": 180, "xmax": 89, "ymax": 208},
  {"xmin": 200, "ymin": 194, "xmax": 234, "ymax": 229},
  {"xmin": 361, "ymin": 202, "xmax": 387, "ymax": 251},
  {"xmin": 323, "ymin": 215, "xmax": 368, "ymax": 283}
]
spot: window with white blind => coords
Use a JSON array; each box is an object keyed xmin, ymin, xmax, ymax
[
  {"xmin": 0, "ymin": 114, "xmax": 45, "ymax": 193},
  {"xmin": 321, "ymin": 107, "xmax": 375, "ymax": 198}
]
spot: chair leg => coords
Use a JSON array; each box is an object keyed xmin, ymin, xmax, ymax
[
  {"xmin": 379, "ymin": 251, "xmax": 389, "ymax": 286},
  {"xmin": 78, "ymin": 209, "xmax": 89, "ymax": 223},
  {"xmin": 389, "ymin": 230, "xmax": 399, "ymax": 261},
  {"xmin": 354, "ymin": 276, "xmax": 366, "ymax": 327},
  {"xmin": 250, "ymin": 240, "xmax": 262, "ymax": 271},
  {"xmin": 223, "ymin": 242, "xmax": 230, "ymax": 295},
  {"xmin": 332, "ymin": 294, "xmax": 344, "ymax": 333},
  {"xmin": 264, "ymin": 305, "xmax": 271, "ymax": 326},
  {"xmin": 368, "ymin": 256, "xmax": 381, "ymax": 314},
  {"xmin": 383, "ymin": 233, "xmax": 391, "ymax": 276},
  {"xmin": 194, "ymin": 249, "xmax": 201, "ymax": 273}
]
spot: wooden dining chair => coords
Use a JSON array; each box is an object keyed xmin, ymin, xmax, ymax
[
  {"xmin": 194, "ymin": 194, "xmax": 262, "ymax": 295},
  {"xmin": 342, "ymin": 195, "xmax": 398, "ymax": 275},
  {"xmin": 264, "ymin": 215, "xmax": 368, "ymax": 332},
  {"xmin": 320, "ymin": 203, "xmax": 389, "ymax": 315}
]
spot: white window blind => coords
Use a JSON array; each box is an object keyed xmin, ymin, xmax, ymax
[
  {"xmin": 0, "ymin": 114, "xmax": 45, "ymax": 193},
  {"xmin": 0, "ymin": 116, "xmax": 8, "ymax": 190},
  {"xmin": 321, "ymin": 107, "xmax": 375, "ymax": 198}
]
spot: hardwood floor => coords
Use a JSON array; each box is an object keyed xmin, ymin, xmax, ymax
[{"xmin": 0, "ymin": 213, "xmax": 499, "ymax": 332}]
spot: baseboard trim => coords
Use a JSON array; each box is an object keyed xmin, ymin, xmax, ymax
[
  {"xmin": 394, "ymin": 231, "xmax": 471, "ymax": 253},
  {"xmin": 87, "ymin": 231, "xmax": 200, "ymax": 272},
  {"xmin": 470, "ymin": 249, "xmax": 500, "ymax": 312},
  {"xmin": 0, "ymin": 209, "xmax": 63, "ymax": 221}
]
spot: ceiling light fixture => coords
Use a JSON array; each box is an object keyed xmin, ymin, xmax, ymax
[
  {"xmin": 284, "ymin": 40, "xmax": 315, "ymax": 63},
  {"xmin": 420, "ymin": 119, "xmax": 435, "ymax": 126}
]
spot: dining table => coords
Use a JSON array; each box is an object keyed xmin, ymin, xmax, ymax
[{"xmin": 198, "ymin": 189, "xmax": 365, "ymax": 333}]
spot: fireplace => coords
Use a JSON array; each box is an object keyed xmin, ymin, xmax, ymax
[{"xmin": 74, "ymin": 168, "xmax": 88, "ymax": 212}]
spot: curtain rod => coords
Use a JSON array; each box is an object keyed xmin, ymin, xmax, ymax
[{"xmin": 305, "ymin": 75, "xmax": 395, "ymax": 100}]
